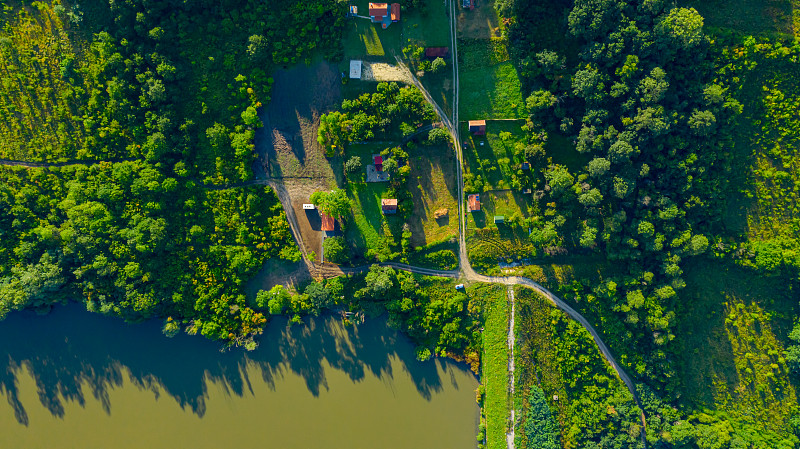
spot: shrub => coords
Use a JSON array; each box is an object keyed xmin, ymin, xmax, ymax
[{"xmin": 323, "ymin": 236, "xmax": 348, "ymax": 264}]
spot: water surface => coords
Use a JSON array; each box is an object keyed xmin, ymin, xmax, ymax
[{"xmin": 0, "ymin": 305, "xmax": 479, "ymax": 449}]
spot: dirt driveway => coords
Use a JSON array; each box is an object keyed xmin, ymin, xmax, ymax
[{"xmin": 253, "ymin": 61, "xmax": 344, "ymax": 260}]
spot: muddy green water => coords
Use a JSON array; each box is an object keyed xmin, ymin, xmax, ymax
[{"xmin": 0, "ymin": 305, "xmax": 479, "ymax": 449}]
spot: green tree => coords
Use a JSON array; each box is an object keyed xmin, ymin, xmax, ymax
[
  {"xmin": 323, "ymin": 236, "xmax": 348, "ymax": 264},
  {"xmin": 430, "ymin": 57, "xmax": 446, "ymax": 73}
]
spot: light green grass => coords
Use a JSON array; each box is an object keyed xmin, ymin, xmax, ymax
[
  {"xmin": 407, "ymin": 143, "xmax": 459, "ymax": 246},
  {"xmin": 481, "ymin": 284, "xmax": 509, "ymax": 449},
  {"xmin": 460, "ymin": 62, "xmax": 526, "ymax": 120}
]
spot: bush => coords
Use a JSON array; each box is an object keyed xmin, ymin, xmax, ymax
[
  {"xmin": 323, "ymin": 236, "xmax": 348, "ymax": 264},
  {"xmin": 431, "ymin": 57, "xmax": 446, "ymax": 73},
  {"xmin": 345, "ymin": 156, "xmax": 362, "ymax": 175}
]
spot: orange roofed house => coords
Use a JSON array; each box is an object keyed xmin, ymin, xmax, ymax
[
  {"xmin": 468, "ymin": 120, "xmax": 486, "ymax": 136},
  {"xmin": 320, "ymin": 212, "xmax": 336, "ymax": 235},
  {"xmin": 381, "ymin": 198, "xmax": 398, "ymax": 214},
  {"xmin": 369, "ymin": 3, "xmax": 400, "ymax": 28}
]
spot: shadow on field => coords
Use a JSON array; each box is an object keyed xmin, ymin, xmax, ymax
[{"xmin": 0, "ymin": 304, "xmax": 467, "ymax": 424}]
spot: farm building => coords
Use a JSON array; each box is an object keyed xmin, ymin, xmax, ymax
[
  {"xmin": 369, "ymin": 3, "xmax": 400, "ymax": 28},
  {"xmin": 381, "ymin": 198, "xmax": 398, "ymax": 214},
  {"xmin": 468, "ymin": 120, "xmax": 486, "ymax": 135},
  {"xmin": 468, "ymin": 194, "xmax": 480, "ymax": 212},
  {"xmin": 425, "ymin": 47, "xmax": 450, "ymax": 59},
  {"xmin": 349, "ymin": 60, "xmax": 362, "ymax": 79},
  {"xmin": 321, "ymin": 212, "xmax": 336, "ymax": 234}
]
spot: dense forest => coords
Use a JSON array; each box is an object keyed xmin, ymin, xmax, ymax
[
  {"xmin": 0, "ymin": 0, "xmax": 345, "ymax": 347},
  {"xmin": 500, "ymin": 0, "xmax": 800, "ymax": 446}
]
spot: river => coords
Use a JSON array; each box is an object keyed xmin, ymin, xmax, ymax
[{"xmin": 0, "ymin": 304, "xmax": 479, "ymax": 449}]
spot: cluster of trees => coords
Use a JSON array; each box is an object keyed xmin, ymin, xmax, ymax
[
  {"xmin": 502, "ymin": 0, "xmax": 743, "ymax": 394},
  {"xmin": 402, "ymin": 44, "xmax": 447, "ymax": 75},
  {"xmin": 0, "ymin": 0, "xmax": 346, "ymax": 346},
  {"xmin": 317, "ymin": 82, "xmax": 437, "ymax": 156}
]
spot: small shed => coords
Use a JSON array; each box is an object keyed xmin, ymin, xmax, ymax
[
  {"xmin": 462, "ymin": 0, "xmax": 474, "ymax": 9},
  {"xmin": 321, "ymin": 212, "xmax": 336, "ymax": 234},
  {"xmin": 390, "ymin": 3, "xmax": 401, "ymax": 22},
  {"xmin": 468, "ymin": 194, "xmax": 480, "ymax": 212},
  {"xmin": 381, "ymin": 198, "xmax": 398, "ymax": 214},
  {"xmin": 349, "ymin": 60, "xmax": 362, "ymax": 79},
  {"xmin": 425, "ymin": 47, "xmax": 450, "ymax": 59},
  {"xmin": 493, "ymin": 215, "xmax": 504, "ymax": 224},
  {"xmin": 521, "ymin": 162, "xmax": 530, "ymax": 170},
  {"xmin": 468, "ymin": 120, "xmax": 486, "ymax": 135},
  {"xmin": 303, "ymin": 203, "xmax": 316, "ymax": 210},
  {"xmin": 373, "ymin": 154, "xmax": 384, "ymax": 172}
]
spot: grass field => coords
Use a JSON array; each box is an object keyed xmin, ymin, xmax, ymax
[
  {"xmin": 341, "ymin": 0, "xmax": 403, "ymax": 60},
  {"xmin": 677, "ymin": 258, "xmax": 799, "ymax": 445},
  {"xmin": 407, "ymin": 143, "xmax": 460, "ymax": 246},
  {"xmin": 680, "ymin": 0, "xmax": 797, "ymax": 37},
  {"xmin": 458, "ymin": 36, "xmax": 525, "ymax": 119},
  {"xmin": 545, "ymin": 132, "xmax": 590, "ymax": 172},
  {"xmin": 480, "ymin": 283, "xmax": 510, "ymax": 449},
  {"xmin": 460, "ymin": 62, "xmax": 526, "ymax": 120}
]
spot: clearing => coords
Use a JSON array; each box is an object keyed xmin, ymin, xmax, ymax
[
  {"xmin": 675, "ymin": 258, "xmax": 799, "ymax": 445},
  {"xmin": 254, "ymin": 60, "xmax": 343, "ymax": 259},
  {"xmin": 680, "ymin": 0, "xmax": 797, "ymax": 37},
  {"xmin": 406, "ymin": 143, "xmax": 460, "ymax": 247}
]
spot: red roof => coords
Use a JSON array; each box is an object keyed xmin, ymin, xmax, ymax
[
  {"xmin": 369, "ymin": 2, "xmax": 388, "ymax": 19},
  {"xmin": 390, "ymin": 3, "xmax": 400, "ymax": 21},
  {"xmin": 425, "ymin": 47, "xmax": 450, "ymax": 59},
  {"xmin": 320, "ymin": 212, "xmax": 335, "ymax": 232},
  {"xmin": 373, "ymin": 155, "xmax": 383, "ymax": 164},
  {"xmin": 382, "ymin": 198, "xmax": 398, "ymax": 214},
  {"xmin": 468, "ymin": 194, "xmax": 480, "ymax": 211},
  {"xmin": 468, "ymin": 120, "xmax": 486, "ymax": 135}
]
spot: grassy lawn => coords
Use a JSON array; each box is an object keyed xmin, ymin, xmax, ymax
[
  {"xmin": 407, "ymin": 143, "xmax": 459, "ymax": 246},
  {"xmin": 460, "ymin": 62, "xmax": 526, "ymax": 120},
  {"xmin": 479, "ymin": 283, "xmax": 509, "ymax": 449},
  {"xmin": 458, "ymin": 35, "xmax": 524, "ymax": 120},
  {"xmin": 680, "ymin": 0, "xmax": 796, "ymax": 37},
  {"xmin": 341, "ymin": 1, "xmax": 403, "ymax": 60},
  {"xmin": 343, "ymin": 144, "xmax": 400, "ymax": 261},
  {"xmin": 676, "ymin": 258, "xmax": 799, "ymax": 445}
]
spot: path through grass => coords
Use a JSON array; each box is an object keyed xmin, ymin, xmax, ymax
[{"xmin": 481, "ymin": 284, "xmax": 509, "ymax": 449}]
